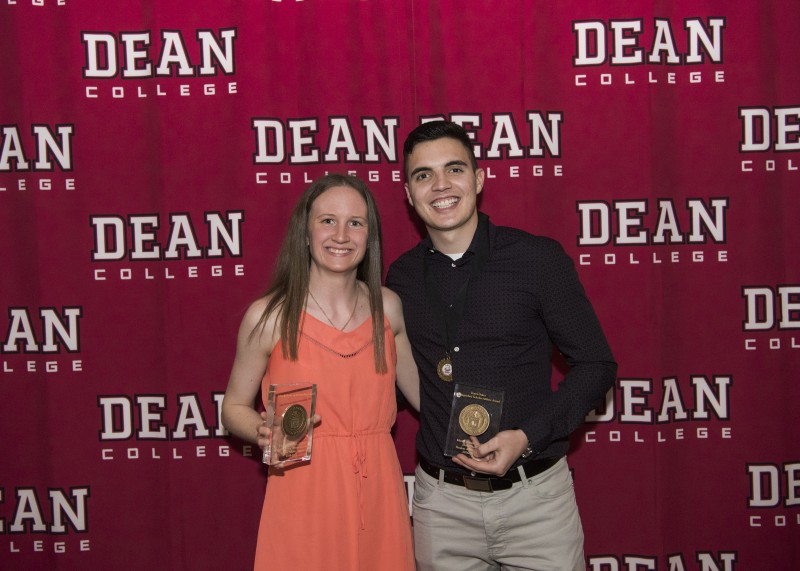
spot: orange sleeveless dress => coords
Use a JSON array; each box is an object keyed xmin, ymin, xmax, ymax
[{"xmin": 253, "ymin": 313, "xmax": 415, "ymax": 571}]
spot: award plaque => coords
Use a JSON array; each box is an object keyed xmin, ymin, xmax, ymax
[
  {"xmin": 263, "ymin": 383, "xmax": 317, "ymax": 465},
  {"xmin": 443, "ymin": 383, "xmax": 504, "ymax": 457}
]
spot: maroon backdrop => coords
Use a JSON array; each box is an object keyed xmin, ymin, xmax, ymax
[{"xmin": 1, "ymin": 1, "xmax": 798, "ymax": 569}]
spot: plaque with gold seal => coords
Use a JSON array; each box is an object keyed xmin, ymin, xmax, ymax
[
  {"xmin": 443, "ymin": 384, "xmax": 504, "ymax": 458},
  {"xmin": 263, "ymin": 383, "xmax": 317, "ymax": 465}
]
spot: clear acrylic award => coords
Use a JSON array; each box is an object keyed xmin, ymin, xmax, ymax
[
  {"xmin": 444, "ymin": 383, "xmax": 504, "ymax": 457},
  {"xmin": 263, "ymin": 383, "xmax": 317, "ymax": 465}
]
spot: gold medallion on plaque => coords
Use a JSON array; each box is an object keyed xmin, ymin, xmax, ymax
[
  {"xmin": 281, "ymin": 404, "xmax": 308, "ymax": 438},
  {"xmin": 458, "ymin": 403, "xmax": 490, "ymax": 436},
  {"xmin": 437, "ymin": 356, "xmax": 453, "ymax": 382}
]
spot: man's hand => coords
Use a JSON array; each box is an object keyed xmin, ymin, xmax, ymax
[{"xmin": 451, "ymin": 429, "xmax": 529, "ymax": 477}]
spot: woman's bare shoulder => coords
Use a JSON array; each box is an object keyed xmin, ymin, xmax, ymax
[{"xmin": 381, "ymin": 286, "xmax": 403, "ymax": 332}]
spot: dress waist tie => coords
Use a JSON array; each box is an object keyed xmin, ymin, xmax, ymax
[
  {"xmin": 319, "ymin": 430, "xmax": 389, "ymax": 531},
  {"xmin": 351, "ymin": 434, "xmax": 368, "ymax": 530}
]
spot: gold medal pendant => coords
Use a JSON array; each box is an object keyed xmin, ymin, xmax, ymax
[{"xmin": 436, "ymin": 356, "xmax": 453, "ymax": 382}]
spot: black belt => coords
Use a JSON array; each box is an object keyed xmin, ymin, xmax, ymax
[{"xmin": 418, "ymin": 455, "xmax": 560, "ymax": 493}]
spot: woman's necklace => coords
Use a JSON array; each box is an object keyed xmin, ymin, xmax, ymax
[{"xmin": 307, "ymin": 287, "xmax": 359, "ymax": 331}]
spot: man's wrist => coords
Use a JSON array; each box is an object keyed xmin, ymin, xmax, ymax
[
  {"xmin": 521, "ymin": 442, "xmax": 535, "ymax": 458},
  {"xmin": 514, "ymin": 428, "xmax": 534, "ymax": 458}
]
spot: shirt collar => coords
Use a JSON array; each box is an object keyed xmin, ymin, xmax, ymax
[{"xmin": 422, "ymin": 212, "xmax": 493, "ymax": 259}]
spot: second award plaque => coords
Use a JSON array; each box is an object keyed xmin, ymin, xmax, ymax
[
  {"xmin": 443, "ymin": 383, "xmax": 504, "ymax": 457},
  {"xmin": 263, "ymin": 383, "xmax": 317, "ymax": 465}
]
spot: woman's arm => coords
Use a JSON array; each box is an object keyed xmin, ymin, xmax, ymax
[
  {"xmin": 383, "ymin": 287, "xmax": 420, "ymax": 411},
  {"xmin": 221, "ymin": 298, "xmax": 278, "ymax": 446}
]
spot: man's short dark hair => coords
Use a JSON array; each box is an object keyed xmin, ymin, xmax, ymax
[{"xmin": 403, "ymin": 120, "xmax": 478, "ymax": 178}]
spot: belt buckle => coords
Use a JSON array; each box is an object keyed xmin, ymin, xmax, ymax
[{"xmin": 462, "ymin": 475, "xmax": 493, "ymax": 492}]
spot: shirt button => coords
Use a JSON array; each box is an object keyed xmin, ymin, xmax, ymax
[
  {"xmin": 453, "ymin": 346, "xmax": 460, "ymax": 352},
  {"xmin": 451, "ymin": 263, "xmax": 456, "ymax": 268}
]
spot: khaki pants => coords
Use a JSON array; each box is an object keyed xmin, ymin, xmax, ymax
[{"xmin": 412, "ymin": 458, "xmax": 585, "ymax": 571}]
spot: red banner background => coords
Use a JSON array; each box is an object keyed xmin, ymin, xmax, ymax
[{"xmin": 1, "ymin": 1, "xmax": 798, "ymax": 569}]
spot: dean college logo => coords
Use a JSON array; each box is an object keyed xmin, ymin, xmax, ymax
[
  {"xmin": 96, "ymin": 392, "xmax": 257, "ymax": 462},
  {"xmin": 0, "ymin": 124, "xmax": 75, "ymax": 193},
  {"xmin": 81, "ymin": 28, "xmax": 238, "ymax": 100},
  {"xmin": 739, "ymin": 105, "xmax": 800, "ymax": 174},
  {"xmin": 746, "ymin": 461, "xmax": 800, "ymax": 529},
  {"xmin": 2, "ymin": 306, "xmax": 84, "ymax": 374},
  {"xmin": 572, "ymin": 17, "xmax": 726, "ymax": 87},
  {"xmin": 741, "ymin": 284, "xmax": 800, "ymax": 351},
  {"xmin": 89, "ymin": 210, "xmax": 244, "ymax": 283},
  {"xmin": 575, "ymin": 198, "xmax": 729, "ymax": 268},
  {"xmin": 1, "ymin": 485, "xmax": 92, "ymax": 555},
  {"xmin": 583, "ymin": 374, "xmax": 733, "ymax": 445}
]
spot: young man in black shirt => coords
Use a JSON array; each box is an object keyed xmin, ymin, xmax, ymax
[{"xmin": 386, "ymin": 121, "xmax": 617, "ymax": 570}]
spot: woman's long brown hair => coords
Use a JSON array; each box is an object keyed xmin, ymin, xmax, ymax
[{"xmin": 250, "ymin": 173, "xmax": 387, "ymax": 373}]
